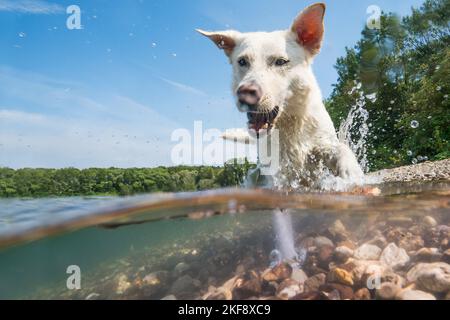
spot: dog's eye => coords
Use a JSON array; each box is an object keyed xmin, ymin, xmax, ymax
[
  {"xmin": 275, "ymin": 58, "xmax": 289, "ymax": 66},
  {"xmin": 238, "ymin": 58, "xmax": 248, "ymax": 67}
]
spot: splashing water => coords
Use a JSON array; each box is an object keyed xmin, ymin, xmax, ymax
[{"xmin": 338, "ymin": 84, "xmax": 370, "ymax": 173}]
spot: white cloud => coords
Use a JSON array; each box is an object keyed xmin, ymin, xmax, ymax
[
  {"xmin": 0, "ymin": 109, "xmax": 47, "ymax": 124},
  {"xmin": 0, "ymin": 0, "xmax": 64, "ymax": 14},
  {"xmin": 161, "ymin": 77, "xmax": 207, "ymax": 96}
]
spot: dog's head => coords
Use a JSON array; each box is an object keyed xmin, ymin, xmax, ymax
[{"xmin": 197, "ymin": 3, "xmax": 325, "ymax": 132}]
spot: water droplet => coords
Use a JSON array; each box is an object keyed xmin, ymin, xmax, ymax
[
  {"xmin": 372, "ymin": 150, "xmax": 377, "ymax": 155},
  {"xmin": 412, "ymin": 158, "xmax": 418, "ymax": 164},
  {"xmin": 390, "ymin": 100, "xmax": 395, "ymax": 105},
  {"xmin": 129, "ymin": 32, "xmax": 134, "ymax": 37},
  {"xmin": 18, "ymin": 32, "xmax": 26, "ymax": 38},
  {"xmin": 172, "ymin": 53, "xmax": 177, "ymax": 57},
  {"xmin": 151, "ymin": 42, "xmax": 157, "ymax": 47},
  {"xmin": 436, "ymin": 86, "xmax": 442, "ymax": 91},
  {"xmin": 410, "ymin": 120, "xmax": 419, "ymax": 129},
  {"xmin": 407, "ymin": 150, "xmax": 413, "ymax": 156}
]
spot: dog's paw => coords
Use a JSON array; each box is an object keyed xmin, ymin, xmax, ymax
[{"xmin": 337, "ymin": 161, "xmax": 365, "ymax": 184}]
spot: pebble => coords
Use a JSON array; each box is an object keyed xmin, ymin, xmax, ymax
[
  {"xmin": 380, "ymin": 243, "xmax": 410, "ymax": 269},
  {"xmin": 376, "ymin": 282, "xmax": 401, "ymax": 300},
  {"xmin": 396, "ymin": 289, "xmax": 436, "ymax": 300},
  {"xmin": 354, "ymin": 244, "xmax": 382, "ymax": 260},
  {"xmin": 327, "ymin": 268, "xmax": 354, "ymax": 286},
  {"xmin": 334, "ymin": 246, "xmax": 354, "ymax": 263},
  {"xmin": 406, "ymin": 262, "xmax": 450, "ymax": 293},
  {"xmin": 174, "ymin": 262, "xmax": 190, "ymax": 276},
  {"xmin": 116, "ymin": 274, "xmax": 131, "ymax": 295},
  {"xmin": 314, "ymin": 236, "xmax": 334, "ymax": 248},
  {"xmin": 423, "ymin": 216, "xmax": 438, "ymax": 228},
  {"xmin": 291, "ymin": 268, "xmax": 308, "ymax": 284},
  {"xmin": 277, "ymin": 279, "xmax": 303, "ymax": 299},
  {"xmin": 354, "ymin": 288, "xmax": 371, "ymax": 300},
  {"xmin": 170, "ymin": 275, "xmax": 199, "ymax": 294},
  {"xmin": 304, "ymin": 273, "xmax": 326, "ymax": 292},
  {"xmin": 233, "ymin": 271, "xmax": 262, "ymax": 299}
]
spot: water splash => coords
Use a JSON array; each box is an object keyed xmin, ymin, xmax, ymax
[{"xmin": 338, "ymin": 83, "xmax": 370, "ymax": 173}]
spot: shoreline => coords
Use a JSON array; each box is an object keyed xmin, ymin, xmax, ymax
[{"xmin": 369, "ymin": 159, "xmax": 450, "ymax": 183}]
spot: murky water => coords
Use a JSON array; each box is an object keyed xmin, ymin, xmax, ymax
[{"xmin": 0, "ymin": 181, "xmax": 449, "ymax": 300}]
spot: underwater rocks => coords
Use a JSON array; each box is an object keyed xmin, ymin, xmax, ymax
[
  {"xmin": 406, "ymin": 262, "xmax": 450, "ymax": 293},
  {"xmin": 54, "ymin": 207, "xmax": 450, "ymax": 301},
  {"xmin": 354, "ymin": 244, "xmax": 382, "ymax": 260},
  {"xmin": 380, "ymin": 243, "xmax": 410, "ymax": 270}
]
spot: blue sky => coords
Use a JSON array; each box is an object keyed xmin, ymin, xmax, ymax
[{"xmin": 0, "ymin": 0, "xmax": 425, "ymax": 168}]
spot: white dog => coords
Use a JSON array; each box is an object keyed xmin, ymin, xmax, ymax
[{"xmin": 198, "ymin": 3, "xmax": 364, "ymax": 188}]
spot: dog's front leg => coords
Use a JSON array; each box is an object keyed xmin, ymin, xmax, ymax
[{"xmin": 334, "ymin": 143, "xmax": 365, "ymax": 182}]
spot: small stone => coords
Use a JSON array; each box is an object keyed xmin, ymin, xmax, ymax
[
  {"xmin": 174, "ymin": 262, "xmax": 190, "ymax": 276},
  {"xmin": 327, "ymin": 268, "xmax": 354, "ymax": 286},
  {"xmin": 354, "ymin": 288, "xmax": 371, "ymax": 300},
  {"xmin": 320, "ymin": 283, "xmax": 354, "ymax": 300},
  {"xmin": 380, "ymin": 243, "xmax": 410, "ymax": 269},
  {"xmin": 399, "ymin": 234, "xmax": 424, "ymax": 252},
  {"xmin": 233, "ymin": 271, "xmax": 261, "ymax": 299},
  {"xmin": 354, "ymin": 244, "xmax": 382, "ymax": 260},
  {"xmin": 170, "ymin": 275, "xmax": 198, "ymax": 294},
  {"xmin": 422, "ymin": 216, "xmax": 438, "ymax": 228},
  {"xmin": 277, "ymin": 279, "xmax": 303, "ymax": 300},
  {"xmin": 291, "ymin": 268, "xmax": 308, "ymax": 284},
  {"xmin": 406, "ymin": 262, "xmax": 450, "ymax": 293},
  {"xmin": 343, "ymin": 259, "xmax": 390, "ymax": 286},
  {"xmin": 161, "ymin": 295, "xmax": 177, "ymax": 300},
  {"xmin": 327, "ymin": 219, "xmax": 349, "ymax": 241},
  {"xmin": 376, "ymin": 282, "xmax": 401, "ymax": 300},
  {"xmin": 334, "ymin": 246, "xmax": 354, "ymax": 263},
  {"xmin": 271, "ymin": 263, "xmax": 293, "ymax": 282},
  {"xmin": 304, "ymin": 273, "xmax": 326, "ymax": 292},
  {"xmin": 396, "ymin": 289, "xmax": 436, "ymax": 300},
  {"xmin": 317, "ymin": 245, "xmax": 334, "ymax": 269},
  {"xmin": 116, "ymin": 274, "xmax": 131, "ymax": 295},
  {"xmin": 314, "ymin": 236, "xmax": 334, "ymax": 248}
]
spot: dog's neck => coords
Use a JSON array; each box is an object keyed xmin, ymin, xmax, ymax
[{"xmin": 272, "ymin": 72, "xmax": 336, "ymax": 166}]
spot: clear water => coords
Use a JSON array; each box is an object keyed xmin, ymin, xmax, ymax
[{"xmin": 0, "ymin": 181, "xmax": 449, "ymax": 300}]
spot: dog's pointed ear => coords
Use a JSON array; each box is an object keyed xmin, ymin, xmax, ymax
[
  {"xmin": 196, "ymin": 29, "xmax": 239, "ymax": 56},
  {"xmin": 291, "ymin": 3, "xmax": 326, "ymax": 55}
]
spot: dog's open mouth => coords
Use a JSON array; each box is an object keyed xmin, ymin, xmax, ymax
[{"xmin": 247, "ymin": 107, "xmax": 280, "ymax": 132}]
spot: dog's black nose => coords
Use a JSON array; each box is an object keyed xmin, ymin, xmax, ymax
[{"xmin": 237, "ymin": 83, "xmax": 262, "ymax": 107}]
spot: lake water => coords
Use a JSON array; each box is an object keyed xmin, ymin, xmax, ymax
[{"xmin": 0, "ymin": 181, "xmax": 449, "ymax": 300}]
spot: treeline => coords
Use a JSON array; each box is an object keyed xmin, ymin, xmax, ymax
[
  {"xmin": 0, "ymin": 160, "xmax": 254, "ymax": 198},
  {"xmin": 326, "ymin": 0, "xmax": 449, "ymax": 171}
]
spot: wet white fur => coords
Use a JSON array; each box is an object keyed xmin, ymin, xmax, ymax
[{"xmin": 198, "ymin": 11, "xmax": 364, "ymax": 184}]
